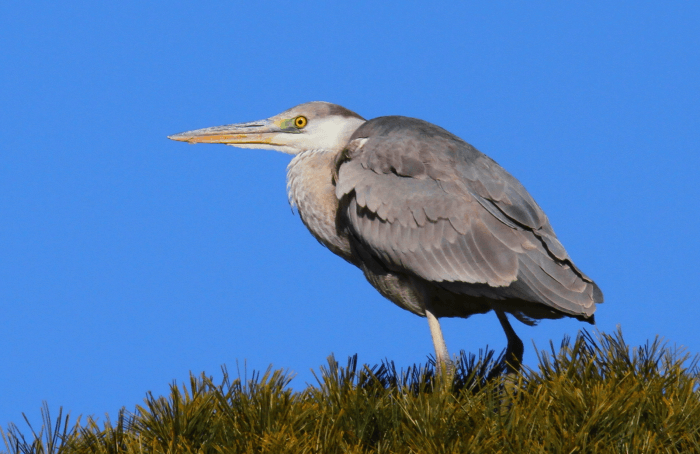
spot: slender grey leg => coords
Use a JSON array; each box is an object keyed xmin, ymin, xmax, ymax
[
  {"xmin": 495, "ymin": 309, "xmax": 524, "ymax": 375},
  {"xmin": 425, "ymin": 307, "xmax": 450, "ymax": 368}
]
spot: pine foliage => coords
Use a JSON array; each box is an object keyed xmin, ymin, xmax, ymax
[{"xmin": 3, "ymin": 328, "xmax": 699, "ymax": 453}]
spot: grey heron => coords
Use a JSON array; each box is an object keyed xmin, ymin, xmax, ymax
[{"xmin": 168, "ymin": 102, "xmax": 603, "ymax": 374}]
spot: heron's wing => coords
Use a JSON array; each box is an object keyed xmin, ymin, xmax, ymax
[{"xmin": 335, "ymin": 116, "xmax": 601, "ymax": 316}]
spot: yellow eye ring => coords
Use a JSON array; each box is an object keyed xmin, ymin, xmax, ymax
[{"xmin": 294, "ymin": 116, "xmax": 308, "ymax": 128}]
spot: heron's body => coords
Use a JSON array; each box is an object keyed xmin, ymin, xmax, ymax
[
  {"xmin": 169, "ymin": 102, "xmax": 603, "ymax": 373},
  {"xmin": 288, "ymin": 148, "xmax": 427, "ymax": 315}
]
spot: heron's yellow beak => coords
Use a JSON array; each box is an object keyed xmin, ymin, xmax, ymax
[{"xmin": 168, "ymin": 118, "xmax": 295, "ymax": 147}]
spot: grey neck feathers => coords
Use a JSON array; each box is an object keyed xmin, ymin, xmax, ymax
[{"xmin": 286, "ymin": 149, "xmax": 353, "ymax": 260}]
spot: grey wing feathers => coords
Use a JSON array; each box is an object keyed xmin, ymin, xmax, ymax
[{"xmin": 335, "ymin": 116, "xmax": 602, "ymax": 318}]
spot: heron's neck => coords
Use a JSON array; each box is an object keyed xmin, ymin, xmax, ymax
[{"xmin": 286, "ymin": 149, "xmax": 354, "ymax": 262}]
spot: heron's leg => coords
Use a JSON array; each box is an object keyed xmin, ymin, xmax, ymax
[
  {"xmin": 495, "ymin": 309, "xmax": 524, "ymax": 375},
  {"xmin": 424, "ymin": 306, "xmax": 454, "ymax": 382},
  {"xmin": 494, "ymin": 310, "xmax": 522, "ymax": 412}
]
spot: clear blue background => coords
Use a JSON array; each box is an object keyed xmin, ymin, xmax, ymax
[{"xmin": 1, "ymin": 2, "xmax": 698, "ymax": 429}]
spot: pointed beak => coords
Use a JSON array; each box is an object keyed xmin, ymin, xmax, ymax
[{"xmin": 168, "ymin": 119, "xmax": 285, "ymax": 146}]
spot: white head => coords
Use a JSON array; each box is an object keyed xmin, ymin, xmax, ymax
[{"xmin": 168, "ymin": 101, "xmax": 366, "ymax": 154}]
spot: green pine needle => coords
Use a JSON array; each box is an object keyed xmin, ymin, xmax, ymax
[{"xmin": 3, "ymin": 328, "xmax": 699, "ymax": 454}]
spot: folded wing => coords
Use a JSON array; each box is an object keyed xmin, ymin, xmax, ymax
[{"xmin": 335, "ymin": 116, "xmax": 602, "ymax": 318}]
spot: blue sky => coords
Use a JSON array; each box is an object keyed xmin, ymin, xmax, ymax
[{"xmin": 1, "ymin": 2, "xmax": 699, "ymax": 429}]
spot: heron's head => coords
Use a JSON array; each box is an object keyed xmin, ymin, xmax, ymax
[{"xmin": 168, "ymin": 101, "xmax": 366, "ymax": 155}]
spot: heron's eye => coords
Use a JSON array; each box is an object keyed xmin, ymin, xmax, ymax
[{"xmin": 294, "ymin": 116, "xmax": 308, "ymax": 128}]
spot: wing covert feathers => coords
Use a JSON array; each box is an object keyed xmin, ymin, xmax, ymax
[{"xmin": 336, "ymin": 116, "xmax": 602, "ymax": 318}]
